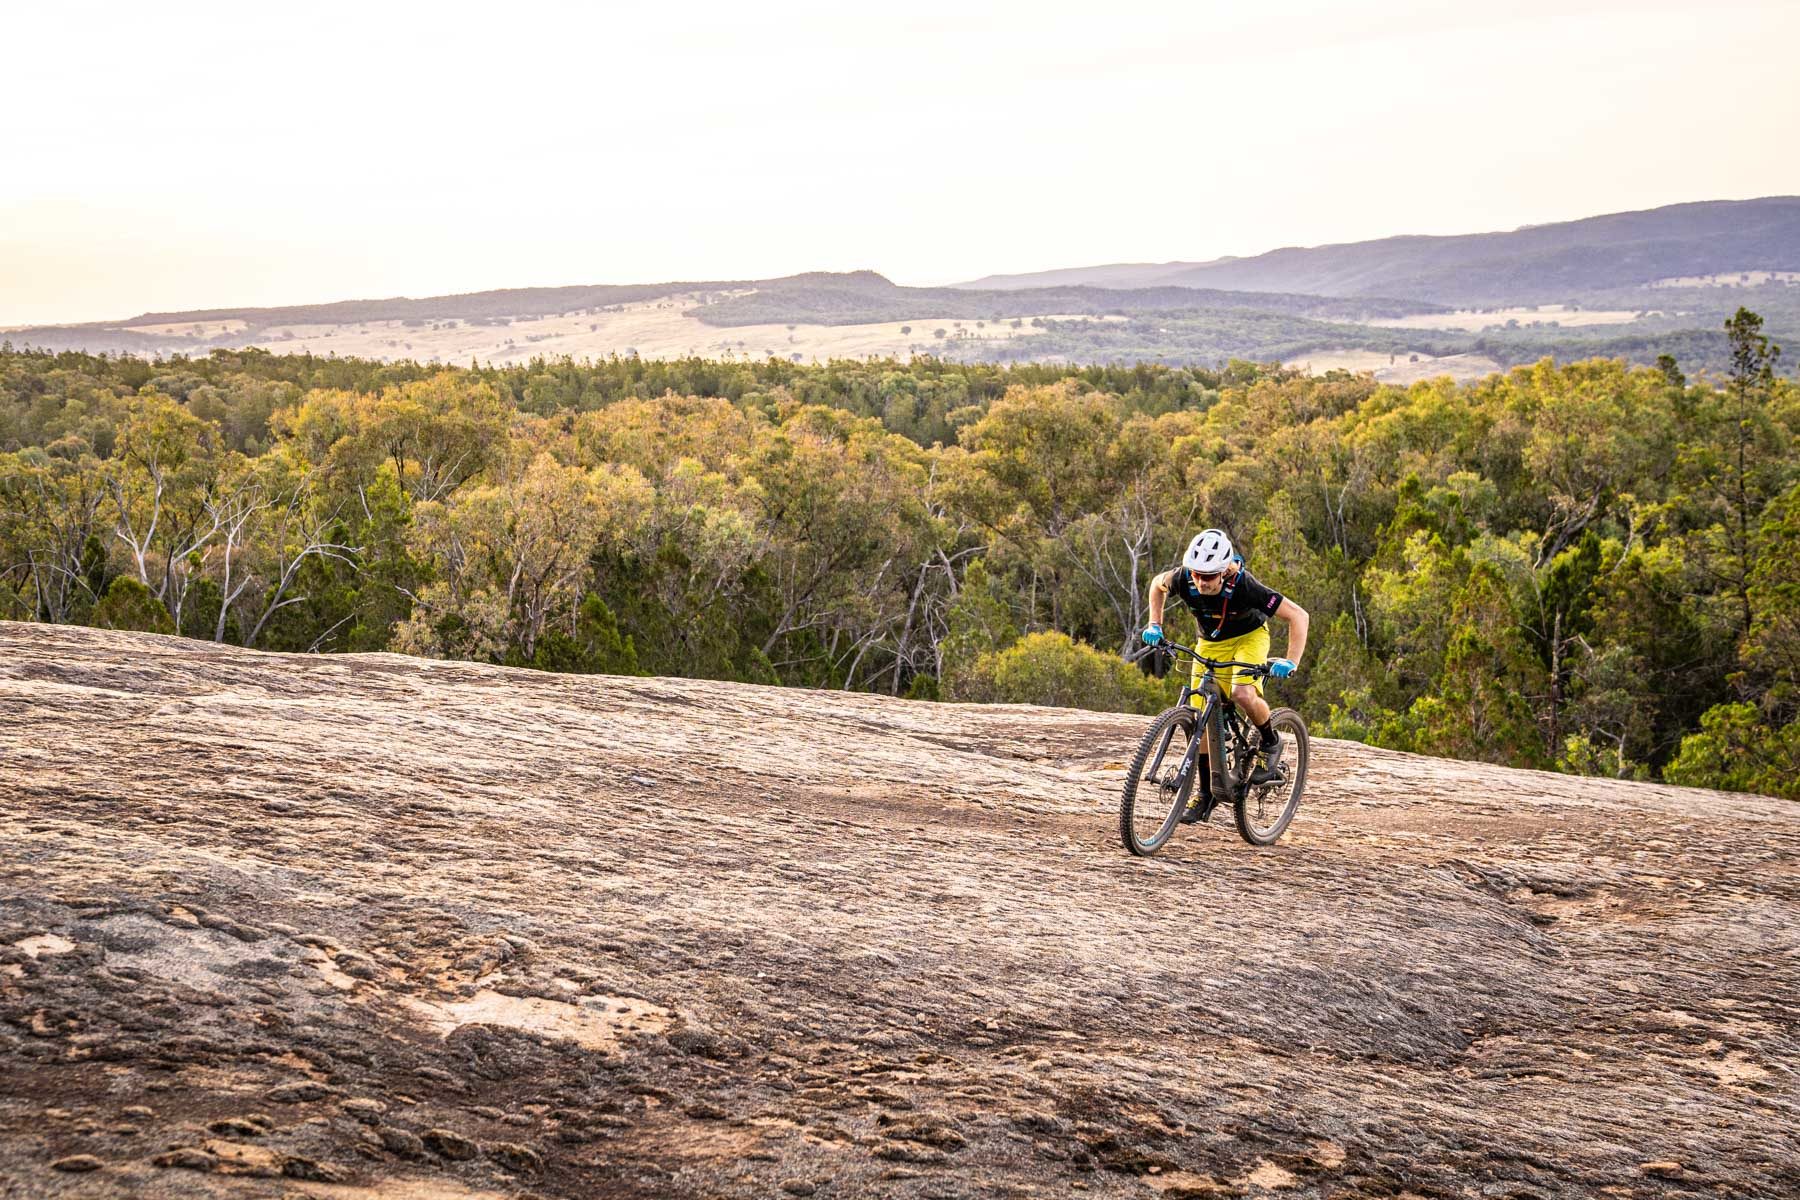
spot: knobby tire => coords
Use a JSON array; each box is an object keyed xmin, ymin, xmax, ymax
[
  {"xmin": 1119, "ymin": 706, "xmax": 1199, "ymax": 857},
  {"xmin": 1233, "ymin": 706, "xmax": 1308, "ymax": 846}
]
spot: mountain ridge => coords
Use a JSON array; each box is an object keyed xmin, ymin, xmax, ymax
[{"xmin": 955, "ymin": 196, "xmax": 1800, "ymax": 303}]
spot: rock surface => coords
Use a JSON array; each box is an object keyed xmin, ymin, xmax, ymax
[{"xmin": 1, "ymin": 621, "xmax": 1796, "ymax": 1198}]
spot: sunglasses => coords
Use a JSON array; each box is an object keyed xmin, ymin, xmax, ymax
[{"xmin": 1190, "ymin": 570, "xmax": 1223, "ymax": 583}]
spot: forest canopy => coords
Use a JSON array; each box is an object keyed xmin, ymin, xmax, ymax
[{"xmin": 3, "ymin": 311, "xmax": 1796, "ymax": 799}]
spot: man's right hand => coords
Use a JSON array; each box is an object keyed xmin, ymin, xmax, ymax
[{"xmin": 1141, "ymin": 624, "xmax": 1163, "ymax": 645}]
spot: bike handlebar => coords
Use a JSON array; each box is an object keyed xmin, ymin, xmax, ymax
[{"xmin": 1129, "ymin": 638, "xmax": 1273, "ymax": 677}]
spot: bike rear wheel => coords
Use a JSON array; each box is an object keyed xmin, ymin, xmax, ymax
[
  {"xmin": 1234, "ymin": 706, "xmax": 1308, "ymax": 846},
  {"xmin": 1120, "ymin": 706, "xmax": 1201, "ymax": 856}
]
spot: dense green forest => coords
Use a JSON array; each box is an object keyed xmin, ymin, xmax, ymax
[{"xmin": 3, "ymin": 313, "xmax": 1796, "ymax": 799}]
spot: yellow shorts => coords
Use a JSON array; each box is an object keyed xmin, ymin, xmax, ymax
[{"xmin": 1188, "ymin": 625, "xmax": 1271, "ymax": 707}]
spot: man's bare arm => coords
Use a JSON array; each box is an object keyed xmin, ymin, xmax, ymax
[
  {"xmin": 1148, "ymin": 570, "xmax": 1172, "ymax": 628},
  {"xmin": 1274, "ymin": 597, "xmax": 1309, "ymax": 663}
]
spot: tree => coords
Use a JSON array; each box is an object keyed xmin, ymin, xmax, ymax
[
  {"xmin": 90, "ymin": 576, "xmax": 175, "ymax": 635},
  {"xmin": 1523, "ymin": 531, "xmax": 1604, "ymax": 756},
  {"xmin": 254, "ymin": 460, "xmax": 420, "ymax": 654},
  {"xmin": 396, "ymin": 453, "xmax": 649, "ymax": 662},
  {"xmin": 1310, "ymin": 612, "xmax": 1399, "ymax": 743},
  {"xmin": 954, "ymin": 383, "xmax": 1135, "ymax": 634},
  {"xmin": 274, "ymin": 373, "xmax": 509, "ymax": 503},
  {"xmin": 1575, "ymin": 542, "xmax": 1723, "ymax": 769},
  {"xmin": 1060, "ymin": 414, "xmax": 1192, "ymax": 653},
  {"xmin": 1510, "ymin": 361, "xmax": 1667, "ymax": 566},
  {"xmin": 212, "ymin": 455, "xmax": 360, "ymax": 648},
  {"xmin": 939, "ymin": 558, "xmax": 1018, "ymax": 701},
  {"xmin": 1655, "ymin": 353, "xmax": 1686, "ymax": 390},
  {"xmin": 953, "ymin": 630, "xmax": 1166, "ymax": 714},
  {"xmin": 106, "ymin": 391, "xmax": 225, "ymax": 629},
  {"xmin": 739, "ymin": 407, "xmax": 935, "ymax": 686},
  {"xmin": 1742, "ymin": 479, "xmax": 1800, "ymax": 714},
  {"xmin": 531, "ymin": 592, "xmax": 642, "ymax": 675},
  {"xmin": 0, "ymin": 450, "xmax": 109, "ymax": 623},
  {"xmin": 1396, "ymin": 561, "xmax": 1545, "ymax": 767},
  {"xmin": 1664, "ymin": 703, "xmax": 1799, "ymax": 799},
  {"xmin": 1675, "ymin": 308, "xmax": 1792, "ymax": 642}
]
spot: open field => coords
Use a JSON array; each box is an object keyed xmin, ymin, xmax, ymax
[
  {"xmin": 129, "ymin": 296, "xmax": 1090, "ymax": 366},
  {"xmin": 3, "ymin": 622, "xmax": 1796, "ymax": 1198},
  {"xmin": 1648, "ymin": 270, "xmax": 1800, "ymax": 289},
  {"xmin": 1284, "ymin": 348, "xmax": 1504, "ymax": 383},
  {"xmin": 1364, "ymin": 305, "xmax": 1652, "ymax": 332},
  {"xmin": 109, "ymin": 319, "xmax": 252, "ymax": 337}
]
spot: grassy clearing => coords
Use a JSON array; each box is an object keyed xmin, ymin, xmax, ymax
[{"xmin": 217, "ymin": 296, "xmax": 1082, "ymax": 365}]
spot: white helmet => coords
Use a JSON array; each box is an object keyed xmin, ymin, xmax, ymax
[{"xmin": 1182, "ymin": 528, "xmax": 1234, "ymax": 573}]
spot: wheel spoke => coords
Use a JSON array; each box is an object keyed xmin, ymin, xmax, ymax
[
  {"xmin": 1121, "ymin": 708, "xmax": 1199, "ymax": 855},
  {"xmin": 1233, "ymin": 708, "xmax": 1308, "ymax": 846}
]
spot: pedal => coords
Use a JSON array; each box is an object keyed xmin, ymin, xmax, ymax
[{"xmin": 1243, "ymin": 760, "xmax": 1287, "ymax": 788}]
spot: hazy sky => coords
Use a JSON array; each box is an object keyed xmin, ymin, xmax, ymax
[{"xmin": 4, "ymin": 0, "xmax": 1796, "ymax": 324}]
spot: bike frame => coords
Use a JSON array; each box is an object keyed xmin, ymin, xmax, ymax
[{"xmin": 1145, "ymin": 639, "xmax": 1269, "ymax": 807}]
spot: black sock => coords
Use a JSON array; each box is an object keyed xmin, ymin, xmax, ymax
[{"xmin": 1257, "ymin": 720, "xmax": 1277, "ymax": 745}]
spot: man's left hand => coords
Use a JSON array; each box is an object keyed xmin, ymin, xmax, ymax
[{"xmin": 1268, "ymin": 658, "xmax": 1297, "ymax": 678}]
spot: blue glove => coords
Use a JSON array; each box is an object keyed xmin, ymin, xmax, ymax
[
  {"xmin": 1141, "ymin": 624, "xmax": 1163, "ymax": 645},
  {"xmin": 1268, "ymin": 657, "xmax": 1296, "ymax": 678}
]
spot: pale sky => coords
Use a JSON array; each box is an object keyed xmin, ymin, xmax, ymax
[{"xmin": 3, "ymin": 0, "xmax": 1796, "ymax": 325}]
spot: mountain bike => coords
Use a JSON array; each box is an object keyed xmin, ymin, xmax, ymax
[{"xmin": 1119, "ymin": 638, "xmax": 1309, "ymax": 854}]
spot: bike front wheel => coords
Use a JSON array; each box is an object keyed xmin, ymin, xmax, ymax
[
  {"xmin": 1234, "ymin": 706, "xmax": 1308, "ymax": 846},
  {"xmin": 1120, "ymin": 706, "xmax": 1201, "ymax": 856}
]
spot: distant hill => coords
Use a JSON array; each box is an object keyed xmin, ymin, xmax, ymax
[
  {"xmin": 951, "ymin": 259, "xmax": 1236, "ymax": 292},
  {"xmin": 7, "ymin": 270, "xmax": 1429, "ymax": 336},
  {"xmin": 123, "ymin": 279, "xmax": 752, "ymax": 327},
  {"xmin": 958, "ymin": 197, "xmax": 1800, "ymax": 305},
  {"xmin": 6, "ymin": 198, "xmax": 1796, "ymax": 380}
]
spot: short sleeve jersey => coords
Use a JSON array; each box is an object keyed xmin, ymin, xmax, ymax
[{"xmin": 1169, "ymin": 565, "xmax": 1285, "ymax": 641}]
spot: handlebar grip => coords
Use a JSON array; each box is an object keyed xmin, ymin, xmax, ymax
[{"xmin": 1126, "ymin": 640, "xmax": 1276, "ymax": 678}]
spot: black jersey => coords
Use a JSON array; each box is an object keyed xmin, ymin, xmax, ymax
[{"xmin": 1169, "ymin": 565, "xmax": 1284, "ymax": 642}]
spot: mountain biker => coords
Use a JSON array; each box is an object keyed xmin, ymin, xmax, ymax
[{"xmin": 1140, "ymin": 528, "xmax": 1309, "ymax": 795}]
